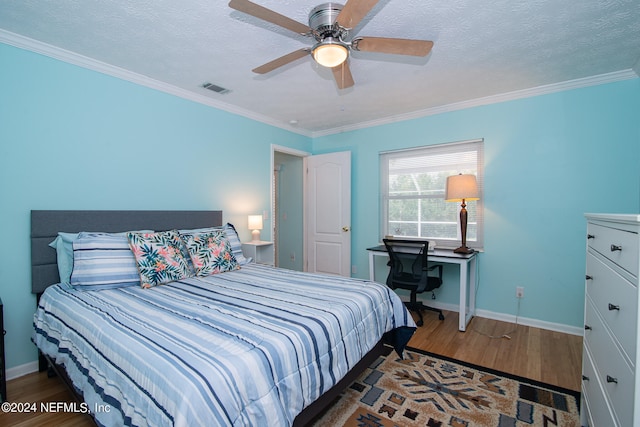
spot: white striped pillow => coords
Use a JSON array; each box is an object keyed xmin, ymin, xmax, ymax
[
  {"xmin": 223, "ymin": 223, "xmax": 251, "ymax": 265},
  {"xmin": 70, "ymin": 232, "xmax": 147, "ymax": 290}
]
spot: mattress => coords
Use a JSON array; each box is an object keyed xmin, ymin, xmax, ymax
[{"xmin": 33, "ymin": 263, "xmax": 415, "ymax": 426}]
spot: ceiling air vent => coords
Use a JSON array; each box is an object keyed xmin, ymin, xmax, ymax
[{"xmin": 202, "ymin": 82, "xmax": 230, "ymax": 94}]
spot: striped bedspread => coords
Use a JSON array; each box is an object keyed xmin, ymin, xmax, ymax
[{"xmin": 33, "ymin": 264, "xmax": 416, "ymax": 426}]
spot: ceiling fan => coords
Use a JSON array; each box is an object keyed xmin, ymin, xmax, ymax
[{"xmin": 228, "ymin": 0, "xmax": 434, "ymax": 89}]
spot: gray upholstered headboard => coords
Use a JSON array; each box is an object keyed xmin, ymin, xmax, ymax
[{"xmin": 31, "ymin": 210, "xmax": 223, "ymax": 294}]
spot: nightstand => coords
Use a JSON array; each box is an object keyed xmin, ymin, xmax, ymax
[
  {"xmin": 1, "ymin": 297, "xmax": 5, "ymax": 402},
  {"xmin": 241, "ymin": 241, "xmax": 275, "ymax": 266}
]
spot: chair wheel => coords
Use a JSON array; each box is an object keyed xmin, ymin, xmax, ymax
[
  {"xmin": 438, "ymin": 313, "xmax": 445, "ymax": 321},
  {"xmin": 416, "ymin": 319, "xmax": 424, "ymax": 327}
]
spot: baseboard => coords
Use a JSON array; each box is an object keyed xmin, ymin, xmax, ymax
[
  {"xmin": 417, "ymin": 300, "xmax": 584, "ymax": 337},
  {"xmin": 474, "ymin": 308, "xmax": 584, "ymax": 336},
  {"xmin": 6, "ymin": 360, "xmax": 39, "ymax": 381}
]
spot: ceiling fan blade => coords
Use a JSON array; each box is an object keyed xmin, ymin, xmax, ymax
[
  {"xmin": 229, "ymin": 0, "xmax": 311, "ymax": 35},
  {"xmin": 332, "ymin": 62, "xmax": 354, "ymax": 89},
  {"xmin": 252, "ymin": 49, "xmax": 310, "ymax": 74},
  {"xmin": 353, "ymin": 37, "xmax": 434, "ymax": 56},
  {"xmin": 336, "ymin": 0, "xmax": 379, "ymax": 29}
]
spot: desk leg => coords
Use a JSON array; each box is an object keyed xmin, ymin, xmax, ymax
[
  {"xmin": 467, "ymin": 256, "xmax": 477, "ymax": 327},
  {"xmin": 459, "ymin": 261, "xmax": 468, "ymax": 331},
  {"xmin": 369, "ymin": 251, "xmax": 375, "ymax": 281},
  {"xmin": 458, "ymin": 256, "xmax": 477, "ymax": 332}
]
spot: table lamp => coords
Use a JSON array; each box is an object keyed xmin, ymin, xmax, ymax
[
  {"xmin": 248, "ymin": 215, "xmax": 263, "ymax": 242},
  {"xmin": 445, "ymin": 174, "xmax": 479, "ymax": 254}
]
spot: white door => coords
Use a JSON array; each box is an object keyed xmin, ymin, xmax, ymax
[{"xmin": 305, "ymin": 151, "xmax": 351, "ymax": 276}]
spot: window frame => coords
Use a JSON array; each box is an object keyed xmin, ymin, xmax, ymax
[{"xmin": 380, "ymin": 139, "xmax": 484, "ymax": 250}]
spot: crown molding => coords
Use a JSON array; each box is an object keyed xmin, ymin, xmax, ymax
[
  {"xmin": 2, "ymin": 30, "xmax": 636, "ymax": 140},
  {"xmin": 311, "ymin": 69, "xmax": 639, "ymax": 137},
  {"xmin": 0, "ymin": 30, "xmax": 312, "ymax": 137}
]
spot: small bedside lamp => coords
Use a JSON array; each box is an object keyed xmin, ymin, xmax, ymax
[
  {"xmin": 248, "ymin": 215, "xmax": 263, "ymax": 242},
  {"xmin": 445, "ymin": 174, "xmax": 479, "ymax": 254}
]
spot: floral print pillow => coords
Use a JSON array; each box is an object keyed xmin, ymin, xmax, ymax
[
  {"xmin": 180, "ymin": 230, "xmax": 239, "ymax": 277},
  {"xmin": 127, "ymin": 230, "xmax": 192, "ymax": 288}
]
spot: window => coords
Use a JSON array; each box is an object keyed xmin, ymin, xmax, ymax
[{"xmin": 380, "ymin": 139, "xmax": 484, "ymax": 250}]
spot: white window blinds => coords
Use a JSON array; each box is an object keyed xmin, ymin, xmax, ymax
[{"xmin": 380, "ymin": 139, "xmax": 484, "ymax": 250}]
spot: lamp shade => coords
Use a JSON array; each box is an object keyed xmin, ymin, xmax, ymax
[
  {"xmin": 445, "ymin": 174, "xmax": 480, "ymax": 202},
  {"xmin": 248, "ymin": 215, "xmax": 263, "ymax": 230}
]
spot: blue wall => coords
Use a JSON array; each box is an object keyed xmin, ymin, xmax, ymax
[
  {"xmin": 2, "ymin": 40, "xmax": 639, "ymax": 372},
  {"xmin": 312, "ymin": 78, "xmax": 640, "ymax": 329},
  {"xmin": 0, "ymin": 43, "xmax": 311, "ymax": 370}
]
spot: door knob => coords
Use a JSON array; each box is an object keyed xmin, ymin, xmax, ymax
[{"xmin": 342, "ymin": 226, "xmax": 350, "ymax": 232}]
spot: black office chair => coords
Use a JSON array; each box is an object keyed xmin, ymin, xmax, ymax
[{"xmin": 383, "ymin": 239, "xmax": 444, "ymax": 326}]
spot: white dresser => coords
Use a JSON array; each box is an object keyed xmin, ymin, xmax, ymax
[{"xmin": 582, "ymin": 213, "xmax": 640, "ymax": 426}]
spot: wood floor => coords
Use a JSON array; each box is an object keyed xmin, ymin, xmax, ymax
[
  {"xmin": 407, "ymin": 311, "xmax": 583, "ymax": 392},
  {"xmin": 1, "ymin": 311, "xmax": 582, "ymax": 426}
]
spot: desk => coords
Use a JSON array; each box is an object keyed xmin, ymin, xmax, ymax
[{"xmin": 367, "ymin": 246, "xmax": 477, "ymax": 332}]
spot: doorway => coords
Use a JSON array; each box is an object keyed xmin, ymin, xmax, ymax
[{"xmin": 272, "ymin": 145, "xmax": 307, "ymax": 270}]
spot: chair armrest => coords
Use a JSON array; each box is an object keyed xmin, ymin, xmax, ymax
[{"xmin": 425, "ymin": 264, "xmax": 443, "ymax": 279}]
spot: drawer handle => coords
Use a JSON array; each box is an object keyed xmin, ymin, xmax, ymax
[
  {"xmin": 584, "ymin": 324, "xmax": 592, "ymax": 330},
  {"xmin": 606, "ymin": 375, "xmax": 618, "ymax": 384},
  {"xmin": 587, "ymin": 234, "xmax": 595, "ymax": 239},
  {"xmin": 582, "ymin": 375, "xmax": 590, "ymax": 381},
  {"xmin": 585, "ymin": 275, "xmax": 593, "ymax": 280},
  {"xmin": 608, "ymin": 303, "xmax": 620, "ymax": 311},
  {"xmin": 610, "ymin": 244, "xmax": 622, "ymax": 252}
]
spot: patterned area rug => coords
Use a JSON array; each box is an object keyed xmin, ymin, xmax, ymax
[{"xmin": 313, "ymin": 346, "xmax": 581, "ymax": 427}]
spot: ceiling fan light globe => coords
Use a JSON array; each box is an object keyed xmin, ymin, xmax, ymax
[{"xmin": 312, "ymin": 42, "xmax": 348, "ymax": 68}]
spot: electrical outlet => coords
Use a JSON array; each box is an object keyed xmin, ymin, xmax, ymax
[{"xmin": 516, "ymin": 286, "xmax": 524, "ymax": 298}]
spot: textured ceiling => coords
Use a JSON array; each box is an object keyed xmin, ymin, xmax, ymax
[{"xmin": 1, "ymin": 0, "xmax": 639, "ymax": 136}]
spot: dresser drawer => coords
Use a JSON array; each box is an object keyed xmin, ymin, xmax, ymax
[
  {"xmin": 586, "ymin": 252, "xmax": 638, "ymax": 362},
  {"xmin": 584, "ymin": 297, "xmax": 635, "ymax": 427},
  {"xmin": 588, "ymin": 223, "xmax": 639, "ymax": 277},
  {"xmin": 582, "ymin": 346, "xmax": 618, "ymax": 427}
]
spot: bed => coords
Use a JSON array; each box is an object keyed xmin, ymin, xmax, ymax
[{"xmin": 31, "ymin": 210, "xmax": 416, "ymax": 426}]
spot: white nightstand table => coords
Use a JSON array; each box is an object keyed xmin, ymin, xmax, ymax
[{"xmin": 241, "ymin": 241, "xmax": 275, "ymax": 266}]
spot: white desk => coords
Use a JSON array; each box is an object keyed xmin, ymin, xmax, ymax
[{"xmin": 367, "ymin": 246, "xmax": 477, "ymax": 332}]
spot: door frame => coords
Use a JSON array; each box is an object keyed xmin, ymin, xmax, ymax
[{"xmin": 271, "ymin": 144, "xmax": 310, "ymax": 269}]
